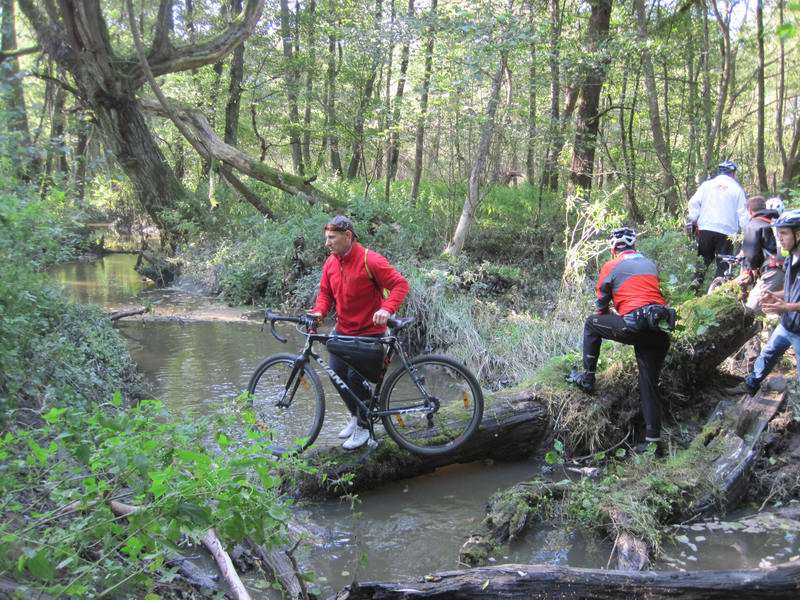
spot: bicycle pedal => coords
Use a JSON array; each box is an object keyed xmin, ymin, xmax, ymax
[{"xmin": 367, "ymin": 437, "xmax": 379, "ymax": 448}]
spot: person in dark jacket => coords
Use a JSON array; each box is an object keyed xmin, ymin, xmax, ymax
[
  {"xmin": 569, "ymin": 228, "xmax": 673, "ymax": 455},
  {"xmin": 738, "ymin": 196, "xmax": 783, "ymax": 314},
  {"xmin": 745, "ymin": 210, "xmax": 800, "ymax": 394}
]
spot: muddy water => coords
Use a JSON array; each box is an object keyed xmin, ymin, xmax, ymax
[{"xmin": 52, "ymin": 256, "xmax": 800, "ymax": 597}]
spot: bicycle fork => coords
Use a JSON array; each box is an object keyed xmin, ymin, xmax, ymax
[{"xmin": 277, "ymin": 356, "xmax": 308, "ymax": 408}]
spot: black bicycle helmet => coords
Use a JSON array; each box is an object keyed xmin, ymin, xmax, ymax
[
  {"xmin": 774, "ymin": 209, "xmax": 800, "ymax": 229},
  {"xmin": 718, "ymin": 160, "xmax": 737, "ymax": 174},
  {"xmin": 609, "ymin": 227, "xmax": 637, "ymax": 250}
]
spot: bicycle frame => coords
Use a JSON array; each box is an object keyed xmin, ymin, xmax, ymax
[{"xmin": 281, "ymin": 328, "xmax": 437, "ymax": 436}]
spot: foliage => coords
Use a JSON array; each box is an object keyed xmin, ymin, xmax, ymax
[
  {"xmin": 0, "ymin": 396, "xmax": 308, "ymax": 597},
  {"xmin": 0, "ymin": 180, "xmax": 137, "ymax": 413}
]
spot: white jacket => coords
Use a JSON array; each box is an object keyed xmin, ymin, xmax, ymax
[{"xmin": 687, "ymin": 173, "xmax": 748, "ymax": 236}]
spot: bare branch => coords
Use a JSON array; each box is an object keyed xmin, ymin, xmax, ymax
[
  {"xmin": 0, "ymin": 45, "xmax": 39, "ymax": 63},
  {"xmin": 129, "ymin": 0, "xmax": 266, "ymax": 88}
]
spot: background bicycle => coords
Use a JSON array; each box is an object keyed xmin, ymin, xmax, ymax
[
  {"xmin": 246, "ymin": 311, "xmax": 484, "ymax": 457},
  {"xmin": 707, "ymin": 254, "xmax": 747, "ymax": 295}
]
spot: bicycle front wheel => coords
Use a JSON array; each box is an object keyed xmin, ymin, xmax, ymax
[
  {"xmin": 380, "ymin": 355, "xmax": 483, "ymax": 456},
  {"xmin": 247, "ymin": 353, "xmax": 325, "ymax": 456},
  {"xmin": 707, "ymin": 277, "xmax": 726, "ymax": 295}
]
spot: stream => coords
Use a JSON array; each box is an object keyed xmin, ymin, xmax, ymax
[{"xmin": 51, "ymin": 254, "xmax": 800, "ymax": 597}]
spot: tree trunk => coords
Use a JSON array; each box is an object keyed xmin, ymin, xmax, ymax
[
  {"xmin": 632, "ymin": 0, "xmax": 680, "ymax": 214},
  {"xmin": 73, "ymin": 113, "xmax": 91, "ymax": 206},
  {"xmin": 525, "ymin": 0, "xmax": 537, "ymax": 185},
  {"xmin": 1, "ymin": 0, "xmax": 37, "ymax": 178},
  {"xmin": 326, "ymin": 1, "xmax": 343, "ymax": 176},
  {"xmin": 444, "ymin": 49, "xmax": 508, "ymax": 256},
  {"xmin": 302, "ymin": 0, "xmax": 316, "ymax": 167},
  {"xmin": 335, "ymin": 562, "xmax": 800, "ymax": 600},
  {"xmin": 224, "ymin": 0, "xmax": 246, "ymax": 147},
  {"xmin": 567, "ymin": 0, "xmax": 613, "ymax": 198},
  {"xmin": 704, "ymin": 0, "xmax": 733, "ymax": 173},
  {"xmin": 17, "ymin": 0, "xmax": 267, "ymax": 249},
  {"xmin": 619, "ymin": 66, "xmax": 643, "ymax": 223},
  {"xmin": 280, "ymin": 0, "xmax": 305, "ymax": 175},
  {"xmin": 686, "ymin": 15, "xmax": 699, "ymax": 196},
  {"xmin": 756, "ymin": 0, "xmax": 767, "ymax": 192},
  {"xmin": 701, "ymin": 6, "xmax": 712, "ymax": 173},
  {"xmin": 410, "ymin": 0, "xmax": 437, "ymax": 202},
  {"xmin": 386, "ymin": 0, "xmax": 414, "ymax": 183},
  {"xmin": 540, "ymin": 0, "xmax": 562, "ymax": 192},
  {"xmin": 777, "ymin": 0, "xmax": 787, "ymax": 171},
  {"xmin": 42, "ymin": 82, "xmax": 68, "ymax": 193},
  {"xmin": 347, "ymin": 0, "xmax": 383, "ymax": 180}
]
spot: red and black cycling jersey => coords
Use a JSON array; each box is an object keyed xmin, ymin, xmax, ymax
[{"xmin": 596, "ymin": 250, "xmax": 666, "ymax": 316}]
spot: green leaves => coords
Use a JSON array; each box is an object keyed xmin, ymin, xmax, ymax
[{"xmin": 2, "ymin": 397, "xmax": 309, "ymax": 596}]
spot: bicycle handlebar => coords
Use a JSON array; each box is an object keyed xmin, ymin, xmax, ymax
[
  {"xmin": 264, "ymin": 310, "xmax": 318, "ymax": 343},
  {"xmin": 264, "ymin": 310, "xmax": 411, "ymax": 343}
]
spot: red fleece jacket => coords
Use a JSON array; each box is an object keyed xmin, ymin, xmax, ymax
[{"xmin": 312, "ymin": 242, "xmax": 410, "ymax": 335}]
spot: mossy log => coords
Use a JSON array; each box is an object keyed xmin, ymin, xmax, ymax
[
  {"xmin": 459, "ymin": 378, "xmax": 788, "ymax": 571},
  {"xmin": 295, "ymin": 291, "xmax": 756, "ymax": 499},
  {"xmin": 295, "ymin": 387, "xmax": 551, "ymax": 499},
  {"xmin": 334, "ymin": 562, "xmax": 800, "ymax": 600}
]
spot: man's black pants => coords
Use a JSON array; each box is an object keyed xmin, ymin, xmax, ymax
[
  {"xmin": 693, "ymin": 229, "xmax": 734, "ymax": 287},
  {"xmin": 583, "ymin": 313, "xmax": 671, "ymax": 439},
  {"xmin": 328, "ymin": 334, "xmax": 383, "ymax": 428}
]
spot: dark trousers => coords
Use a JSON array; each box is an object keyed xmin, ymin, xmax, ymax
[
  {"xmin": 583, "ymin": 313, "xmax": 671, "ymax": 439},
  {"xmin": 328, "ymin": 333, "xmax": 382, "ymax": 428},
  {"xmin": 693, "ymin": 229, "xmax": 734, "ymax": 287}
]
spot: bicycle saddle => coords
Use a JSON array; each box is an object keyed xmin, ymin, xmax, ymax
[{"xmin": 387, "ymin": 316, "xmax": 416, "ymax": 331}]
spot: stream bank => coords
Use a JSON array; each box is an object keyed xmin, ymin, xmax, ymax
[{"xmin": 46, "ymin": 254, "xmax": 800, "ymax": 598}]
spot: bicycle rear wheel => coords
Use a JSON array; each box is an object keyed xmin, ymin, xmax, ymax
[
  {"xmin": 247, "ymin": 353, "xmax": 325, "ymax": 456},
  {"xmin": 380, "ymin": 355, "xmax": 483, "ymax": 456}
]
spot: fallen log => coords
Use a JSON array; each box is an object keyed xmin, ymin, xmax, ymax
[
  {"xmin": 295, "ymin": 290, "xmax": 756, "ymax": 499},
  {"xmin": 295, "ymin": 386, "xmax": 551, "ymax": 499},
  {"xmin": 109, "ymin": 307, "xmax": 147, "ymax": 321},
  {"xmin": 458, "ymin": 378, "xmax": 788, "ymax": 571},
  {"xmin": 334, "ymin": 561, "xmax": 800, "ymax": 600},
  {"xmin": 110, "ymin": 501, "xmax": 250, "ymax": 600}
]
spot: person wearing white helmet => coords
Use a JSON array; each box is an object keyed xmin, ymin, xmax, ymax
[
  {"xmin": 738, "ymin": 195, "xmax": 784, "ymax": 314},
  {"xmin": 569, "ymin": 228, "xmax": 674, "ymax": 456},
  {"xmin": 687, "ymin": 160, "xmax": 749, "ymax": 293},
  {"xmin": 745, "ymin": 209, "xmax": 800, "ymax": 394}
]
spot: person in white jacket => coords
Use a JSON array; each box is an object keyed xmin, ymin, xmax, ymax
[{"xmin": 687, "ymin": 160, "xmax": 748, "ymax": 293}]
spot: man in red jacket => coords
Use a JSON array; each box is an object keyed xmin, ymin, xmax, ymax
[
  {"xmin": 308, "ymin": 215, "xmax": 410, "ymax": 449},
  {"xmin": 568, "ymin": 228, "xmax": 673, "ymax": 456}
]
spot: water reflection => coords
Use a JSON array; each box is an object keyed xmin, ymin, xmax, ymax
[
  {"xmin": 50, "ymin": 254, "xmax": 151, "ymax": 306},
  {"xmin": 118, "ymin": 320, "xmax": 361, "ymax": 448}
]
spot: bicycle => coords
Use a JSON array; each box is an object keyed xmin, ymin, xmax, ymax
[
  {"xmin": 246, "ymin": 311, "xmax": 484, "ymax": 457},
  {"xmin": 707, "ymin": 254, "xmax": 746, "ymax": 295}
]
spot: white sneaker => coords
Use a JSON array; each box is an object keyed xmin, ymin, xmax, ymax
[
  {"xmin": 338, "ymin": 416, "xmax": 358, "ymax": 439},
  {"xmin": 342, "ymin": 426, "xmax": 370, "ymax": 450}
]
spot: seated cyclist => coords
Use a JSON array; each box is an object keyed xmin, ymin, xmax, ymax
[
  {"xmin": 568, "ymin": 228, "xmax": 673, "ymax": 456},
  {"xmin": 308, "ymin": 215, "xmax": 410, "ymax": 450}
]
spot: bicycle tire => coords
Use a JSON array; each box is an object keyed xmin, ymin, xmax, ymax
[
  {"xmin": 380, "ymin": 354, "xmax": 483, "ymax": 456},
  {"xmin": 707, "ymin": 277, "xmax": 726, "ymax": 295},
  {"xmin": 247, "ymin": 353, "xmax": 325, "ymax": 456}
]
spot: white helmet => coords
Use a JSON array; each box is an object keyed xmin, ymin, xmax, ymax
[
  {"xmin": 609, "ymin": 227, "xmax": 637, "ymax": 251},
  {"xmin": 766, "ymin": 197, "xmax": 785, "ymax": 214}
]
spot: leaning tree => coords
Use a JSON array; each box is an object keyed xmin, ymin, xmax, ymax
[{"xmin": 17, "ymin": 0, "xmax": 332, "ymax": 249}]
